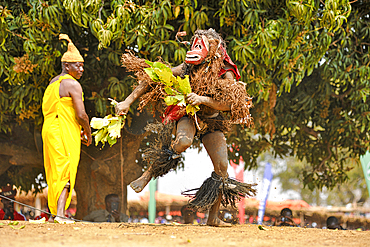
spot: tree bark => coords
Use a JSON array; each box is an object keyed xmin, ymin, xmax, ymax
[{"xmin": 0, "ymin": 126, "xmax": 146, "ymax": 220}]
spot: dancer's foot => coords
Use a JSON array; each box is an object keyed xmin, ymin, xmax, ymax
[
  {"xmin": 54, "ymin": 216, "xmax": 75, "ymax": 224},
  {"xmin": 206, "ymin": 191, "xmax": 231, "ymax": 227},
  {"xmin": 206, "ymin": 216, "xmax": 232, "ymax": 227},
  {"xmin": 130, "ymin": 170, "xmax": 152, "ymax": 193}
]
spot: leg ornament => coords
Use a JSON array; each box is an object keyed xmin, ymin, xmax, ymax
[
  {"xmin": 182, "ymin": 172, "xmax": 257, "ymax": 212},
  {"xmin": 143, "ymin": 122, "xmax": 183, "ymax": 178}
]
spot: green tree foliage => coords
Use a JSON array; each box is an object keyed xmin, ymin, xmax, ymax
[
  {"xmin": 275, "ymin": 156, "xmax": 369, "ymax": 206},
  {"xmin": 0, "ymin": 0, "xmax": 369, "ymax": 193}
]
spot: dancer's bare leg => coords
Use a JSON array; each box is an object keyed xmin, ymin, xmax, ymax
[
  {"xmin": 206, "ymin": 194, "xmax": 231, "ymax": 226},
  {"xmin": 171, "ymin": 117, "xmax": 196, "ymax": 153},
  {"xmin": 130, "ymin": 117, "xmax": 196, "ymax": 193},
  {"xmin": 54, "ymin": 184, "xmax": 74, "ymax": 223},
  {"xmin": 130, "ymin": 166, "xmax": 153, "ymax": 193},
  {"xmin": 202, "ymin": 131, "xmax": 231, "ymax": 226}
]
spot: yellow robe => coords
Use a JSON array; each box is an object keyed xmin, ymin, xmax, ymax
[{"xmin": 42, "ymin": 74, "xmax": 81, "ymax": 215}]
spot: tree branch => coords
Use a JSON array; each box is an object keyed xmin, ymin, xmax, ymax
[
  {"xmin": 318, "ymin": 142, "xmax": 332, "ymax": 170},
  {"xmin": 298, "ymin": 123, "xmax": 319, "ymax": 138},
  {"xmin": 331, "ymin": 87, "xmax": 352, "ymax": 100},
  {"xmin": 0, "ymin": 143, "xmax": 42, "ymax": 168}
]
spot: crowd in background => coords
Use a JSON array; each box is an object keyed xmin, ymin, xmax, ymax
[{"xmin": 1, "ymin": 185, "xmax": 369, "ymax": 230}]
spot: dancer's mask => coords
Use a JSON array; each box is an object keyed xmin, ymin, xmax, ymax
[{"xmin": 185, "ymin": 35, "xmax": 209, "ymax": 65}]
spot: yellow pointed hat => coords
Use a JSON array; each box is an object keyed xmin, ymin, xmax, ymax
[{"xmin": 59, "ymin": 34, "xmax": 84, "ymax": 62}]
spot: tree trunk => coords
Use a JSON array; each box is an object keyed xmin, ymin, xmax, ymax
[
  {"xmin": 0, "ymin": 125, "xmax": 146, "ymax": 220},
  {"xmin": 75, "ymin": 128, "xmax": 145, "ymax": 219}
]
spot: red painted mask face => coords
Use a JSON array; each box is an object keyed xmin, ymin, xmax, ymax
[{"xmin": 185, "ymin": 35, "xmax": 209, "ymax": 65}]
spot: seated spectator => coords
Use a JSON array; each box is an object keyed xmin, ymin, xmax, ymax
[
  {"xmin": 83, "ymin": 194, "xmax": 128, "ymax": 223},
  {"xmin": 273, "ymin": 208, "xmax": 297, "ymax": 227},
  {"xmin": 34, "ymin": 212, "xmax": 50, "ymax": 221},
  {"xmin": 0, "ymin": 185, "xmax": 26, "ymax": 221},
  {"xmin": 34, "ymin": 205, "xmax": 51, "ymax": 221},
  {"xmin": 181, "ymin": 205, "xmax": 196, "ymax": 224},
  {"xmin": 326, "ymin": 216, "xmax": 345, "ymax": 230},
  {"xmin": 23, "ymin": 210, "xmax": 35, "ymax": 221}
]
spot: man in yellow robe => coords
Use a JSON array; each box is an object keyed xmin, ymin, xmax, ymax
[{"xmin": 42, "ymin": 34, "xmax": 92, "ymax": 223}]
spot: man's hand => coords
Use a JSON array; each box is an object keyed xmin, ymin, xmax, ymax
[
  {"xmin": 81, "ymin": 130, "xmax": 92, "ymax": 146},
  {"xmin": 115, "ymin": 101, "xmax": 130, "ymax": 116},
  {"xmin": 111, "ymin": 210, "xmax": 121, "ymax": 222},
  {"xmin": 186, "ymin": 93, "xmax": 205, "ymax": 106}
]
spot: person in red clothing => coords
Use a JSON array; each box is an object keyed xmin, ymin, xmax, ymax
[{"xmin": 0, "ymin": 185, "xmax": 26, "ymax": 221}]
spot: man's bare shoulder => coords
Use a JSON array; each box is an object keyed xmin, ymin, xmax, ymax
[
  {"xmin": 59, "ymin": 77, "xmax": 82, "ymax": 98},
  {"xmin": 61, "ymin": 78, "xmax": 82, "ymax": 89},
  {"xmin": 49, "ymin": 75, "xmax": 62, "ymax": 85}
]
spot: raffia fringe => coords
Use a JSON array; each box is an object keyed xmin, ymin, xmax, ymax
[
  {"xmin": 182, "ymin": 172, "xmax": 257, "ymax": 212},
  {"xmin": 142, "ymin": 122, "xmax": 182, "ymax": 178}
]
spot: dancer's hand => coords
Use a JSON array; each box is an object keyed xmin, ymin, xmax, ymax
[
  {"xmin": 186, "ymin": 93, "xmax": 205, "ymax": 106},
  {"xmin": 187, "ymin": 92, "xmax": 231, "ymax": 111},
  {"xmin": 115, "ymin": 101, "xmax": 130, "ymax": 115}
]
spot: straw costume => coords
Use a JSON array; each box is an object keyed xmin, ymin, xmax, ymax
[
  {"xmin": 120, "ymin": 29, "xmax": 256, "ymax": 219},
  {"xmin": 42, "ymin": 34, "xmax": 84, "ymax": 218}
]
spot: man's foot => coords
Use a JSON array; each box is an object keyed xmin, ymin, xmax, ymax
[
  {"xmin": 48, "ymin": 216, "xmax": 54, "ymax": 223},
  {"xmin": 206, "ymin": 216, "xmax": 232, "ymax": 227},
  {"xmin": 130, "ymin": 172, "xmax": 152, "ymax": 193},
  {"xmin": 54, "ymin": 216, "xmax": 75, "ymax": 224}
]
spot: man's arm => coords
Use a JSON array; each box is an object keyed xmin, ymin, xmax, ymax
[
  {"xmin": 66, "ymin": 79, "xmax": 92, "ymax": 146},
  {"xmin": 115, "ymin": 81, "xmax": 148, "ymax": 115},
  {"xmin": 285, "ymin": 216, "xmax": 298, "ymax": 227}
]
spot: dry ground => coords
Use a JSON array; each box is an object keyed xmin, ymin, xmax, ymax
[{"xmin": 1, "ymin": 220, "xmax": 369, "ymax": 247}]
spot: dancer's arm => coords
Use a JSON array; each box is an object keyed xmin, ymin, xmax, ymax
[
  {"xmin": 186, "ymin": 93, "xmax": 231, "ymax": 111},
  {"xmin": 115, "ymin": 81, "xmax": 148, "ymax": 115},
  {"xmin": 116, "ymin": 62, "xmax": 183, "ymax": 115},
  {"xmin": 171, "ymin": 63, "xmax": 185, "ymax": 77}
]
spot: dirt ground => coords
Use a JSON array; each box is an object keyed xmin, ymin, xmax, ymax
[{"xmin": 1, "ymin": 220, "xmax": 369, "ymax": 247}]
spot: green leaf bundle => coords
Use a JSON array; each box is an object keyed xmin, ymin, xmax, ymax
[
  {"xmin": 143, "ymin": 60, "xmax": 200, "ymax": 116},
  {"xmin": 90, "ymin": 99, "xmax": 126, "ymax": 147}
]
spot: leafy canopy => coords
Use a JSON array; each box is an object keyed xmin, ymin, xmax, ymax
[{"xmin": 1, "ymin": 0, "xmax": 369, "ymax": 192}]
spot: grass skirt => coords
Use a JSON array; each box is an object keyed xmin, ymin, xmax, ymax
[
  {"xmin": 182, "ymin": 172, "xmax": 257, "ymax": 212},
  {"xmin": 142, "ymin": 122, "xmax": 182, "ymax": 178}
]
